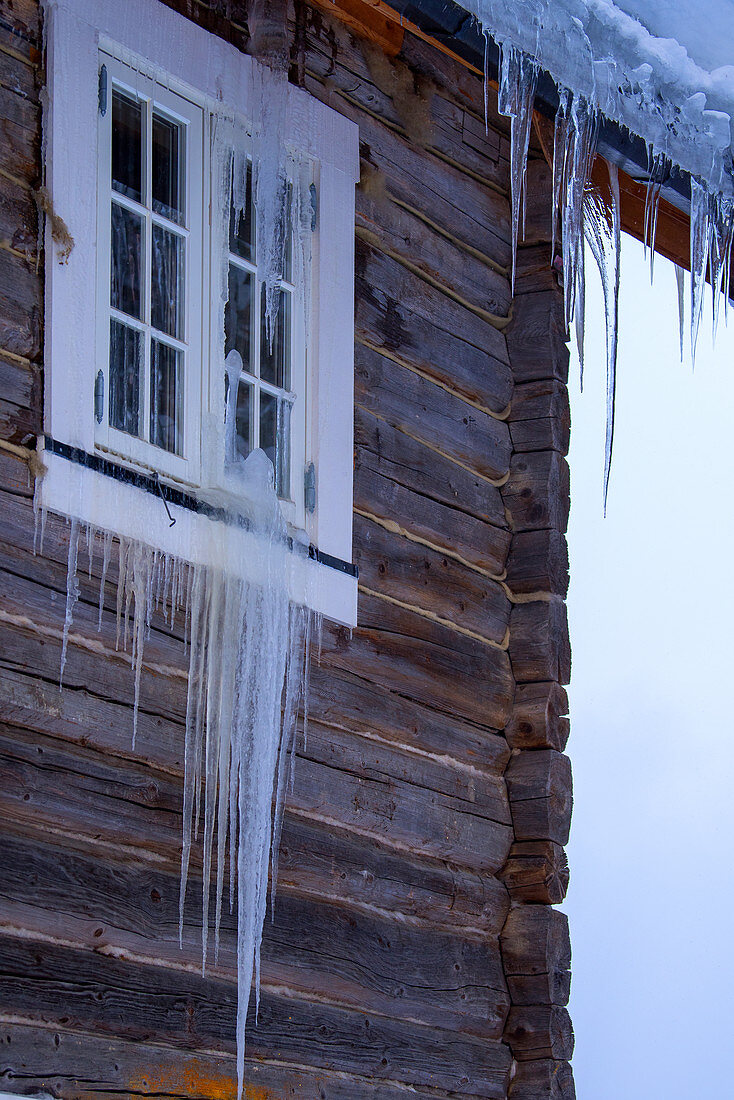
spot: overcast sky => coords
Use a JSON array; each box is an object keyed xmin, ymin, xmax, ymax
[{"xmin": 565, "ymin": 233, "xmax": 734, "ymax": 1097}]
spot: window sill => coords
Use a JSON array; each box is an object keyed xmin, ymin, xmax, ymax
[{"xmin": 38, "ymin": 438, "xmax": 358, "ymax": 627}]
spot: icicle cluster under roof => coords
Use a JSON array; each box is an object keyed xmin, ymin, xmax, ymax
[{"xmin": 464, "ymin": 0, "xmax": 734, "ymax": 199}]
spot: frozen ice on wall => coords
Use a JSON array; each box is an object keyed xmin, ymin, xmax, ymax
[
  {"xmin": 40, "ymin": 448, "xmax": 313, "ymax": 1100},
  {"xmin": 468, "ymin": 0, "xmax": 734, "ymax": 197}
]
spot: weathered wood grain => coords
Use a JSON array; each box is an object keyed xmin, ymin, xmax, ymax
[
  {"xmin": 500, "ymin": 906, "xmax": 571, "ymax": 1007},
  {"xmin": 505, "ymin": 530, "xmax": 569, "ymax": 597},
  {"xmin": 357, "ymin": 188, "xmax": 512, "ymax": 318},
  {"xmin": 356, "ymin": 239, "xmax": 512, "ymax": 416},
  {"xmin": 504, "ymin": 291, "xmax": 569, "ymax": 385},
  {"xmin": 505, "ymin": 682, "xmax": 569, "ymax": 752},
  {"xmin": 0, "ymin": 1019, "xmax": 502, "ymax": 1099},
  {"xmin": 355, "ymin": 404, "xmax": 509, "ymax": 529},
  {"xmin": 353, "ymin": 512, "xmax": 511, "ymax": 645},
  {"xmin": 309, "ymin": 660, "xmax": 510, "ymax": 772},
  {"xmin": 0, "ymin": 238, "xmax": 41, "ymax": 359},
  {"xmin": 502, "ymin": 451, "xmax": 570, "ymax": 534},
  {"xmin": 509, "ymin": 378, "xmax": 570, "ymax": 455},
  {"xmin": 509, "ymin": 1058, "xmax": 576, "ymax": 1100},
  {"xmin": 355, "ymin": 338, "xmax": 512, "ymax": 482},
  {"xmin": 499, "ymin": 839, "xmax": 570, "ymax": 904},
  {"xmin": 505, "ymin": 750, "xmax": 573, "ymax": 846},
  {"xmin": 504, "ymin": 1005, "xmax": 574, "ymax": 1062},
  {"xmin": 0, "ymin": 934, "xmax": 513, "ymax": 1096},
  {"xmin": 0, "ymin": 832, "xmax": 510, "ymax": 1037},
  {"xmin": 509, "ymin": 599, "xmax": 571, "ymax": 685},
  {"xmin": 320, "ymin": 592, "xmax": 515, "ymax": 730},
  {"xmin": 303, "ymin": 6, "xmax": 510, "ymax": 196}
]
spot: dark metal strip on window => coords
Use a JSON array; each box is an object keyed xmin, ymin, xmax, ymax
[{"xmin": 43, "ymin": 436, "xmax": 358, "ymax": 579}]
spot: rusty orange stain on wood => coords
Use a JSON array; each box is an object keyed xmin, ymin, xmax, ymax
[{"xmin": 128, "ymin": 1060, "xmax": 279, "ymax": 1099}]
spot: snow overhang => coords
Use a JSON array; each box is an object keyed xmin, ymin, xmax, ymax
[{"xmin": 391, "ymin": 0, "xmax": 734, "ymax": 213}]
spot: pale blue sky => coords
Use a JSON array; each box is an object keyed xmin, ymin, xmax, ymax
[{"xmin": 565, "ymin": 232, "xmax": 734, "ymax": 1097}]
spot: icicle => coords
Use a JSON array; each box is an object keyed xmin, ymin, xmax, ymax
[
  {"xmin": 497, "ymin": 44, "xmax": 539, "ymax": 291},
  {"xmin": 709, "ymin": 194, "xmax": 734, "ymax": 336},
  {"xmin": 250, "ymin": 64, "xmax": 289, "ymax": 344},
  {"xmin": 583, "ymin": 162, "xmax": 621, "ymax": 513},
  {"xmin": 643, "ymin": 152, "xmax": 669, "ymax": 282},
  {"xmin": 690, "ymin": 177, "xmax": 712, "ymax": 364},
  {"xmin": 59, "ymin": 518, "xmax": 80, "ymax": 688},
  {"xmin": 98, "ymin": 530, "xmax": 112, "ymax": 630},
  {"xmin": 675, "ymin": 265, "xmax": 686, "ymax": 361}
]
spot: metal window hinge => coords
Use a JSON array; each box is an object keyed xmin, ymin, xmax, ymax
[
  {"xmin": 309, "ymin": 182, "xmax": 318, "ymax": 232},
  {"xmin": 304, "ymin": 462, "xmax": 316, "ymax": 514},
  {"xmin": 98, "ymin": 64, "xmax": 108, "ymax": 116},
  {"xmin": 94, "ymin": 370, "xmax": 105, "ymax": 423}
]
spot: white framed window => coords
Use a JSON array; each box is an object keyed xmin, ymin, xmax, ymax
[{"xmin": 41, "ymin": 0, "xmax": 359, "ymax": 624}]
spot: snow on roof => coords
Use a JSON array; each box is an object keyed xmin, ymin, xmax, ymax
[{"xmin": 463, "ymin": 0, "xmax": 734, "ymax": 198}]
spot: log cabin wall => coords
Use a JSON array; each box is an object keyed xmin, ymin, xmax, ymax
[{"xmin": 0, "ymin": 0, "xmax": 573, "ymax": 1097}]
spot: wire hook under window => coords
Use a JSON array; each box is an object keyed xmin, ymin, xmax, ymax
[{"xmin": 154, "ymin": 473, "xmax": 176, "ymax": 527}]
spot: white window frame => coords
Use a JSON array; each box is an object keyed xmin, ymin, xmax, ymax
[{"xmin": 41, "ymin": 0, "xmax": 359, "ymax": 625}]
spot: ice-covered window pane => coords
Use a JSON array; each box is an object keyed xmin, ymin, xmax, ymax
[
  {"xmin": 225, "ymin": 265, "xmax": 253, "ymax": 369},
  {"xmin": 109, "ymin": 319, "xmax": 141, "ymax": 436},
  {"xmin": 260, "ymin": 287, "xmax": 290, "ymax": 389},
  {"xmin": 152, "ymin": 112, "xmax": 184, "ymax": 224},
  {"xmin": 230, "ymin": 161, "xmax": 254, "ymax": 264},
  {"xmin": 152, "ymin": 224, "xmax": 184, "ymax": 339},
  {"xmin": 150, "ymin": 339, "xmax": 183, "ymax": 454},
  {"xmin": 111, "ymin": 202, "xmax": 144, "ymax": 320},
  {"xmin": 112, "ymin": 90, "xmax": 142, "ymax": 203},
  {"xmin": 278, "ymin": 399, "xmax": 291, "ymax": 499},
  {"xmin": 235, "ymin": 379, "xmax": 253, "ymax": 460},
  {"xmin": 260, "ymin": 393, "xmax": 290, "ymax": 498}
]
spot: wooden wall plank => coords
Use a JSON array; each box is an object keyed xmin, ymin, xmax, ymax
[
  {"xmin": 354, "ymin": 513, "xmax": 511, "ymax": 645},
  {"xmin": 356, "ymin": 239, "xmax": 512, "ymax": 416},
  {"xmin": 0, "ymin": 833, "xmax": 510, "ymax": 1038},
  {"xmin": 355, "ymin": 341, "xmax": 511, "ymax": 481},
  {"xmin": 0, "ymin": 935, "xmax": 512, "ymax": 1096}
]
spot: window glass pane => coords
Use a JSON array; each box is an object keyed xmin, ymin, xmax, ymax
[
  {"xmin": 150, "ymin": 339, "xmax": 183, "ymax": 454},
  {"xmin": 235, "ymin": 379, "xmax": 253, "ymax": 460},
  {"xmin": 229, "ymin": 161, "xmax": 254, "ymax": 263},
  {"xmin": 111, "ymin": 203, "xmax": 144, "ymax": 320},
  {"xmin": 260, "ymin": 394, "xmax": 291, "ymax": 498},
  {"xmin": 225, "ymin": 265, "xmax": 253, "ymax": 369},
  {"xmin": 152, "ymin": 224, "xmax": 184, "ymax": 339},
  {"xmin": 109, "ymin": 319, "xmax": 141, "ymax": 436},
  {"xmin": 112, "ymin": 89, "xmax": 142, "ymax": 203},
  {"xmin": 278, "ymin": 399, "xmax": 291, "ymax": 499},
  {"xmin": 260, "ymin": 288, "xmax": 290, "ymax": 389},
  {"xmin": 152, "ymin": 112, "xmax": 184, "ymax": 224},
  {"xmin": 260, "ymin": 390, "xmax": 277, "ymax": 483}
]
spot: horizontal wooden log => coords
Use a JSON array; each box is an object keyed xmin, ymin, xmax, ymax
[
  {"xmin": 505, "ymin": 291, "xmax": 569, "ymax": 385},
  {"xmin": 502, "ymin": 451, "xmax": 570, "ymax": 533},
  {"xmin": 500, "ymin": 906, "xmax": 571, "ymax": 1007},
  {"xmin": 0, "ymin": 0, "xmax": 41, "ymax": 42},
  {"xmin": 509, "ymin": 1058, "xmax": 576, "ymax": 1100},
  {"xmin": 0, "ymin": 348, "xmax": 40, "ymax": 407},
  {"xmin": 357, "ymin": 184, "xmax": 511, "ymax": 318},
  {"xmin": 304, "ymin": 13, "xmax": 510, "ymax": 197},
  {"xmin": 0, "ymin": 831, "xmax": 509, "ymax": 1037},
  {"xmin": 505, "ymin": 530, "xmax": 569, "ymax": 597},
  {"xmin": 309, "ymin": 660, "xmax": 510, "ymax": 773},
  {"xmin": 355, "ymin": 339, "xmax": 512, "ymax": 482},
  {"xmin": 514, "ymin": 244, "xmax": 562, "ymax": 296},
  {"xmin": 499, "ymin": 840, "xmax": 569, "ymax": 904},
  {"xmin": 0, "ymin": 701, "xmax": 513, "ymax": 874},
  {"xmin": 356, "ymin": 239, "xmax": 512, "ymax": 416},
  {"xmin": 505, "ymin": 750, "xmax": 573, "ymax": 846},
  {"xmin": 320, "ymin": 591, "xmax": 515, "ymax": 731},
  {"xmin": 354, "ymin": 513, "xmax": 511, "ymax": 645},
  {"xmin": 0, "ymin": 934, "xmax": 512, "ymax": 1096},
  {"xmin": 504, "ymin": 1005, "xmax": 574, "ymax": 1062},
  {"xmin": 0, "ymin": 1019, "xmax": 484, "ymax": 1100},
  {"xmin": 0, "ymin": 160, "xmax": 38, "ymax": 261},
  {"xmin": 0, "ymin": 238, "xmax": 41, "ymax": 360},
  {"xmin": 505, "ymin": 682, "xmax": 570, "ymax": 752},
  {"xmin": 509, "ymin": 378, "xmax": 570, "ymax": 455},
  {"xmin": 509, "ymin": 599, "xmax": 571, "ymax": 685},
  {"xmin": 355, "ymin": 404, "xmax": 509, "ymax": 529}
]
